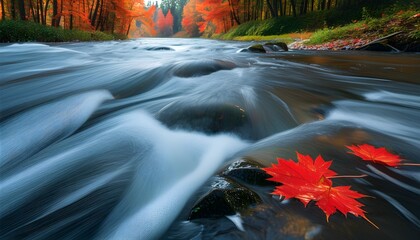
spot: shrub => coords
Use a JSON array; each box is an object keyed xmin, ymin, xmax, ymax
[{"xmin": 0, "ymin": 20, "xmax": 117, "ymax": 42}]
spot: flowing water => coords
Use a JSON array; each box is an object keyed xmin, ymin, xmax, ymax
[{"xmin": 0, "ymin": 38, "xmax": 419, "ymax": 239}]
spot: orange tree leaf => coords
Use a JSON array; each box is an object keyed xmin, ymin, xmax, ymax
[
  {"xmin": 263, "ymin": 152, "xmax": 377, "ymax": 228},
  {"xmin": 346, "ymin": 144, "xmax": 401, "ymax": 167}
]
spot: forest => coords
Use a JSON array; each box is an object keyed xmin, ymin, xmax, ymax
[
  {"xmin": 0, "ymin": 0, "xmax": 155, "ymax": 36},
  {"xmin": 0, "ymin": 0, "xmax": 418, "ymax": 40}
]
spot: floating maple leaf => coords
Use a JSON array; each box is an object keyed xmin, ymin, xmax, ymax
[
  {"xmin": 346, "ymin": 144, "xmax": 420, "ymax": 167},
  {"xmin": 263, "ymin": 152, "xmax": 377, "ymax": 228}
]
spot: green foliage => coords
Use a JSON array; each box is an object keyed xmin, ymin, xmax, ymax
[
  {"xmin": 219, "ymin": 7, "xmax": 365, "ymax": 40},
  {"xmin": 361, "ymin": 7, "xmax": 372, "ymax": 21},
  {"xmin": 308, "ymin": 9, "xmax": 420, "ymax": 45},
  {"xmin": 229, "ymin": 35, "xmax": 294, "ymax": 43},
  {"xmin": 0, "ymin": 20, "xmax": 116, "ymax": 42}
]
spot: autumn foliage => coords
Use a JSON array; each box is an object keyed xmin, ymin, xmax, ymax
[
  {"xmin": 347, "ymin": 144, "xmax": 402, "ymax": 167},
  {"xmin": 182, "ymin": 0, "xmax": 237, "ymax": 35},
  {"xmin": 0, "ymin": 0, "xmax": 156, "ymax": 36},
  {"xmin": 181, "ymin": 0, "xmax": 202, "ymax": 37},
  {"xmin": 347, "ymin": 144, "xmax": 420, "ymax": 167},
  {"xmin": 263, "ymin": 144, "xmax": 419, "ymax": 227},
  {"xmin": 156, "ymin": 8, "xmax": 174, "ymax": 37},
  {"xmin": 263, "ymin": 152, "xmax": 376, "ymax": 227}
]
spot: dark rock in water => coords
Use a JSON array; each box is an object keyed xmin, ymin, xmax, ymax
[
  {"xmin": 240, "ymin": 42, "xmax": 289, "ymax": 53},
  {"xmin": 172, "ymin": 59, "xmax": 236, "ymax": 78},
  {"xmin": 158, "ymin": 103, "xmax": 250, "ymax": 137},
  {"xmin": 264, "ymin": 42, "xmax": 288, "ymax": 52},
  {"xmin": 357, "ymin": 42, "xmax": 398, "ymax": 52},
  {"xmin": 376, "ymin": 30, "xmax": 420, "ymax": 52},
  {"xmin": 189, "ymin": 177, "xmax": 261, "ymax": 220},
  {"xmin": 243, "ymin": 44, "xmax": 266, "ymax": 53},
  {"xmin": 389, "ymin": 39, "xmax": 420, "ymax": 52},
  {"xmin": 145, "ymin": 46, "xmax": 174, "ymax": 51},
  {"xmin": 403, "ymin": 41, "xmax": 420, "ymax": 52},
  {"xmin": 356, "ymin": 31, "xmax": 402, "ymax": 52},
  {"xmin": 223, "ymin": 159, "xmax": 272, "ymax": 186}
]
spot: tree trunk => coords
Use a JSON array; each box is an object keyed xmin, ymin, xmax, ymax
[
  {"xmin": 52, "ymin": 0, "xmax": 57, "ymax": 26},
  {"xmin": 17, "ymin": 0, "xmax": 26, "ymax": 20},
  {"xmin": 43, "ymin": 0, "xmax": 50, "ymax": 25},
  {"xmin": 11, "ymin": 0, "xmax": 16, "ymax": 20},
  {"xmin": 227, "ymin": 0, "xmax": 241, "ymax": 24},
  {"xmin": 38, "ymin": 0, "xmax": 45, "ymax": 25},
  {"xmin": 290, "ymin": 0, "xmax": 297, "ymax": 17},
  {"xmin": 91, "ymin": 0, "xmax": 101, "ymax": 27},
  {"xmin": 266, "ymin": 0, "xmax": 278, "ymax": 18},
  {"xmin": 1, "ymin": 0, "xmax": 5, "ymax": 20}
]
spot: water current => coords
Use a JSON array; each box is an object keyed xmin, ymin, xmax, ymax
[{"xmin": 0, "ymin": 38, "xmax": 419, "ymax": 239}]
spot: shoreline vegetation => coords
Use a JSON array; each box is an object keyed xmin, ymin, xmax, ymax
[
  {"xmin": 214, "ymin": 7, "xmax": 419, "ymax": 52},
  {"xmin": 0, "ymin": 1, "xmax": 418, "ymax": 52},
  {"xmin": 0, "ymin": 20, "xmax": 124, "ymax": 42}
]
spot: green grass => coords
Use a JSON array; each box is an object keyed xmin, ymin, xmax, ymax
[
  {"xmin": 308, "ymin": 9, "xmax": 419, "ymax": 44},
  {"xmin": 0, "ymin": 20, "xmax": 123, "ymax": 42},
  {"xmin": 215, "ymin": 0, "xmax": 418, "ymax": 43},
  {"xmin": 218, "ymin": 6, "xmax": 364, "ymax": 40},
  {"xmin": 229, "ymin": 35, "xmax": 294, "ymax": 43}
]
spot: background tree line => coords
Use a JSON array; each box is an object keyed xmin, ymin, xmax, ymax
[
  {"xmin": 181, "ymin": 0, "xmax": 412, "ymax": 36},
  {"xmin": 0, "ymin": 0, "xmax": 155, "ymax": 36}
]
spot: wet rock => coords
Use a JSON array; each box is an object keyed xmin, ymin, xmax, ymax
[
  {"xmin": 264, "ymin": 42, "xmax": 288, "ymax": 52},
  {"xmin": 357, "ymin": 42, "xmax": 398, "ymax": 52},
  {"xmin": 223, "ymin": 159, "xmax": 272, "ymax": 186},
  {"xmin": 238, "ymin": 44, "xmax": 266, "ymax": 53},
  {"xmin": 172, "ymin": 59, "xmax": 236, "ymax": 78},
  {"xmin": 356, "ymin": 31, "xmax": 402, "ymax": 52},
  {"xmin": 240, "ymin": 42, "xmax": 289, "ymax": 53},
  {"xmin": 402, "ymin": 41, "xmax": 420, "ymax": 52},
  {"xmin": 189, "ymin": 177, "xmax": 261, "ymax": 220},
  {"xmin": 145, "ymin": 46, "xmax": 174, "ymax": 51},
  {"xmin": 158, "ymin": 103, "xmax": 249, "ymax": 136}
]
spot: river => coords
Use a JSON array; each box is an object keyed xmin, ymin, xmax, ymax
[{"xmin": 0, "ymin": 38, "xmax": 419, "ymax": 239}]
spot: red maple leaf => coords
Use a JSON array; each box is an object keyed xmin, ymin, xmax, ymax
[
  {"xmin": 346, "ymin": 144, "xmax": 402, "ymax": 167},
  {"xmin": 263, "ymin": 152, "xmax": 377, "ymax": 228}
]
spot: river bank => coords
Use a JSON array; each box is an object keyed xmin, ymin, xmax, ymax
[{"xmin": 219, "ymin": 9, "xmax": 420, "ymax": 52}]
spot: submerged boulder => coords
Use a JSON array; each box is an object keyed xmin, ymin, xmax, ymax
[
  {"xmin": 172, "ymin": 59, "xmax": 237, "ymax": 78},
  {"xmin": 240, "ymin": 42, "xmax": 288, "ymax": 53},
  {"xmin": 249, "ymin": 44, "xmax": 267, "ymax": 53},
  {"xmin": 223, "ymin": 159, "xmax": 272, "ymax": 186},
  {"xmin": 263, "ymin": 42, "xmax": 289, "ymax": 52},
  {"xmin": 158, "ymin": 103, "xmax": 250, "ymax": 137},
  {"xmin": 189, "ymin": 177, "xmax": 261, "ymax": 220},
  {"xmin": 145, "ymin": 46, "xmax": 174, "ymax": 51}
]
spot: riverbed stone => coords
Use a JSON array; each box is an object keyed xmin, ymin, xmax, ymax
[
  {"xmin": 223, "ymin": 159, "xmax": 272, "ymax": 186},
  {"xmin": 241, "ymin": 42, "xmax": 289, "ymax": 53},
  {"xmin": 157, "ymin": 103, "xmax": 249, "ymax": 136},
  {"xmin": 247, "ymin": 44, "xmax": 266, "ymax": 53},
  {"xmin": 264, "ymin": 42, "xmax": 288, "ymax": 51},
  {"xmin": 189, "ymin": 177, "xmax": 262, "ymax": 220},
  {"xmin": 145, "ymin": 46, "xmax": 174, "ymax": 51}
]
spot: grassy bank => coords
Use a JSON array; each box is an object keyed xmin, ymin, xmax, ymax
[
  {"xmin": 218, "ymin": 5, "xmax": 366, "ymax": 40},
  {"xmin": 217, "ymin": 1, "xmax": 419, "ymax": 50},
  {"xmin": 308, "ymin": 10, "xmax": 419, "ymax": 44},
  {"xmin": 0, "ymin": 20, "xmax": 125, "ymax": 42}
]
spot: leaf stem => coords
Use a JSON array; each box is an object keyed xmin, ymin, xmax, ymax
[
  {"xmin": 328, "ymin": 174, "xmax": 367, "ymax": 179},
  {"xmin": 363, "ymin": 216, "xmax": 379, "ymax": 229},
  {"xmin": 399, "ymin": 163, "xmax": 420, "ymax": 166}
]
